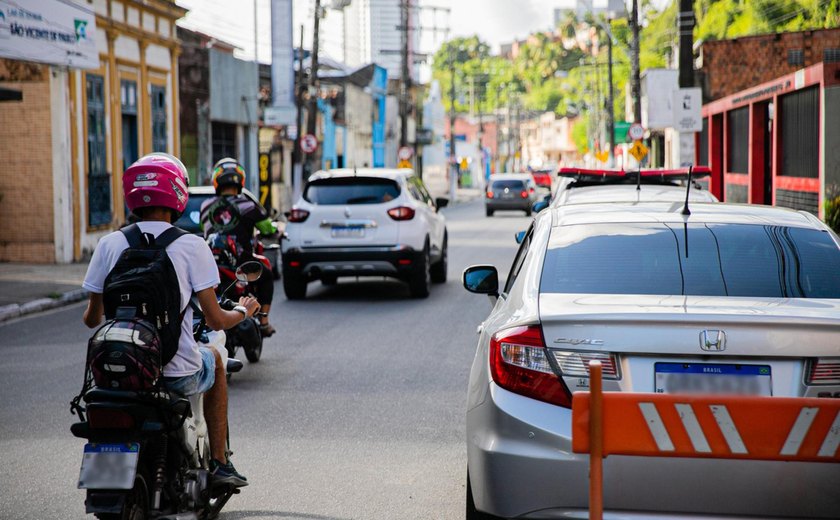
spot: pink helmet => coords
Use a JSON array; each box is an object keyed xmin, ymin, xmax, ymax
[{"xmin": 123, "ymin": 153, "xmax": 190, "ymax": 216}]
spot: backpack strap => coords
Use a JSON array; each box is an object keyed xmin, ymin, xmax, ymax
[
  {"xmin": 120, "ymin": 223, "xmax": 147, "ymax": 248},
  {"xmin": 155, "ymin": 226, "xmax": 190, "ymax": 249}
]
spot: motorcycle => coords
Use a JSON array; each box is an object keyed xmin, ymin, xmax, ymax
[
  {"xmin": 206, "ymin": 234, "xmax": 267, "ymax": 366},
  {"xmin": 70, "ymin": 262, "xmax": 263, "ymax": 520}
]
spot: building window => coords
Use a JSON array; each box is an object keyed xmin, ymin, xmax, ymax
[
  {"xmin": 825, "ymin": 48, "xmax": 840, "ymax": 63},
  {"xmin": 212, "ymin": 121, "xmax": 237, "ymax": 161},
  {"xmin": 86, "ymin": 74, "xmax": 111, "ymax": 227},
  {"xmin": 727, "ymin": 107, "xmax": 749, "ymax": 174},
  {"xmin": 787, "ymin": 49, "xmax": 804, "ymax": 66},
  {"xmin": 121, "ymin": 80, "xmax": 139, "ymax": 173},
  {"xmin": 151, "ymin": 85, "xmax": 167, "ymax": 152},
  {"xmin": 780, "ymin": 86, "xmax": 819, "ymax": 179}
]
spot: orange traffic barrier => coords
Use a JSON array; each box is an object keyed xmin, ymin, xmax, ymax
[{"xmin": 572, "ymin": 361, "xmax": 840, "ymax": 520}]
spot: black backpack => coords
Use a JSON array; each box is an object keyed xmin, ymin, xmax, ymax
[{"xmin": 102, "ymin": 224, "xmax": 189, "ymax": 366}]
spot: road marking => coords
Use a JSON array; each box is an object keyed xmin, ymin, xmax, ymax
[
  {"xmin": 818, "ymin": 410, "xmax": 840, "ymax": 458},
  {"xmin": 781, "ymin": 407, "xmax": 818, "ymax": 456},
  {"xmin": 639, "ymin": 402, "xmax": 674, "ymax": 451},
  {"xmin": 675, "ymin": 403, "xmax": 711, "ymax": 453},
  {"xmin": 710, "ymin": 405, "xmax": 747, "ymax": 454}
]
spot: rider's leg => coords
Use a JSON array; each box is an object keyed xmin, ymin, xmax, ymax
[
  {"xmin": 204, "ymin": 347, "xmax": 228, "ymax": 462},
  {"xmin": 255, "ymin": 275, "xmax": 275, "ymax": 335}
]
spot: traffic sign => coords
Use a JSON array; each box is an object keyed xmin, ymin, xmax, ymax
[
  {"xmin": 397, "ymin": 160, "xmax": 413, "ymax": 169},
  {"xmin": 300, "ymin": 134, "xmax": 318, "ymax": 154},
  {"xmin": 673, "ymin": 87, "xmax": 703, "ymax": 133},
  {"xmin": 628, "ymin": 123, "xmax": 645, "ymax": 141},
  {"xmin": 595, "ymin": 150, "xmax": 609, "ymax": 163},
  {"xmin": 629, "ymin": 140, "xmax": 649, "ymax": 162},
  {"xmin": 397, "ymin": 146, "xmax": 414, "ymax": 161}
]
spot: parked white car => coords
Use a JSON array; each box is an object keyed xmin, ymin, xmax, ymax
[
  {"xmin": 463, "ymin": 200, "xmax": 840, "ymax": 519},
  {"xmin": 281, "ymin": 168, "xmax": 448, "ymax": 299}
]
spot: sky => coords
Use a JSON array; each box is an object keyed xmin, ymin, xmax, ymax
[{"xmin": 175, "ymin": 0, "xmax": 585, "ymax": 63}]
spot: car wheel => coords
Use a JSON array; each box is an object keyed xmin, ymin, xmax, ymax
[
  {"xmin": 466, "ymin": 471, "xmax": 503, "ymax": 520},
  {"xmin": 409, "ymin": 243, "xmax": 431, "ymax": 298},
  {"xmin": 283, "ymin": 270, "xmax": 307, "ymax": 300},
  {"xmin": 430, "ymin": 232, "xmax": 448, "ymax": 284},
  {"xmin": 485, "ymin": 208, "xmax": 493, "ymax": 217}
]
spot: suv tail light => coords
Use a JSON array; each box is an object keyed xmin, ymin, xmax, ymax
[
  {"xmin": 287, "ymin": 208, "xmax": 310, "ymax": 223},
  {"xmin": 387, "ymin": 206, "xmax": 415, "ymax": 221},
  {"xmin": 489, "ymin": 325, "xmax": 572, "ymax": 408},
  {"xmin": 88, "ymin": 408, "xmax": 135, "ymax": 430},
  {"xmin": 486, "ymin": 191, "xmax": 494, "ymax": 199},
  {"xmin": 807, "ymin": 358, "xmax": 840, "ymax": 385},
  {"xmin": 520, "ymin": 190, "xmax": 528, "ymax": 198}
]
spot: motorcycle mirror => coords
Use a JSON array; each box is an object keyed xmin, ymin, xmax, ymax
[{"xmin": 235, "ymin": 261, "xmax": 263, "ymax": 283}]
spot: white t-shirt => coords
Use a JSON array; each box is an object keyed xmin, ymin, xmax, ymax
[{"xmin": 83, "ymin": 221, "xmax": 220, "ymax": 377}]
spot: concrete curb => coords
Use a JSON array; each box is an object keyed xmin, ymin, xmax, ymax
[{"xmin": 0, "ymin": 288, "xmax": 88, "ymax": 324}]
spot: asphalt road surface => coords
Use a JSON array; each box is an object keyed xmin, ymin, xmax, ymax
[{"xmin": 0, "ymin": 199, "xmax": 531, "ymax": 520}]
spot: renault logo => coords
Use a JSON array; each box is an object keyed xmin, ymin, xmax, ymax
[{"xmin": 700, "ymin": 330, "xmax": 726, "ymax": 352}]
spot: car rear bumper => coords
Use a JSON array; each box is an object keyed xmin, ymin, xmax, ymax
[
  {"xmin": 467, "ymin": 383, "xmax": 840, "ymax": 519},
  {"xmin": 282, "ymin": 245, "xmax": 422, "ymax": 279},
  {"xmin": 486, "ymin": 199, "xmax": 531, "ymax": 211}
]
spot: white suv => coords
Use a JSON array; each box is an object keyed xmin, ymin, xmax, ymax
[{"xmin": 281, "ymin": 168, "xmax": 448, "ymax": 299}]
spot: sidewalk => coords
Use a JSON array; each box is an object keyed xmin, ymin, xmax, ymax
[{"xmin": 0, "ymin": 262, "xmax": 89, "ymax": 323}]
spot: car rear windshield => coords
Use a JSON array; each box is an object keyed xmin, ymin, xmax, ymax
[
  {"xmin": 492, "ymin": 180, "xmax": 526, "ymax": 190},
  {"xmin": 304, "ymin": 177, "xmax": 400, "ymax": 205},
  {"xmin": 540, "ymin": 223, "xmax": 840, "ymax": 298}
]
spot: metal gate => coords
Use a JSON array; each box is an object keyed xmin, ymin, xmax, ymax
[{"xmin": 778, "ymin": 86, "xmax": 819, "ymax": 213}]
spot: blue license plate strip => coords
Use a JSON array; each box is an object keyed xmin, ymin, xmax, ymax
[{"xmin": 654, "ymin": 363, "xmax": 772, "ymax": 396}]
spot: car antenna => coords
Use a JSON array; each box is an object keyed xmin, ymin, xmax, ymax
[{"xmin": 681, "ymin": 166, "xmax": 693, "ymax": 216}]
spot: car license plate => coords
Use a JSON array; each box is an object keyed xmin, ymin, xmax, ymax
[
  {"xmin": 78, "ymin": 443, "xmax": 140, "ymax": 490},
  {"xmin": 331, "ymin": 226, "xmax": 365, "ymax": 238},
  {"xmin": 654, "ymin": 363, "xmax": 771, "ymax": 396}
]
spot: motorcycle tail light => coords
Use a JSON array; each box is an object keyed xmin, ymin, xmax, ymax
[
  {"xmin": 387, "ymin": 206, "xmax": 415, "ymax": 221},
  {"xmin": 806, "ymin": 358, "xmax": 840, "ymax": 385},
  {"xmin": 288, "ymin": 209, "xmax": 310, "ymax": 223},
  {"xmin": 88, "ymin": 408, "xmax": 135, "ymax": 430},
  {"xmin": 490, "ymin": 325, "xmax": 572, "ymax": 408}
]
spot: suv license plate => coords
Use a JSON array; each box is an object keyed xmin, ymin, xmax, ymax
[
  {"xmin": 331, "ymin": 226, "xmax": 365, "ymax": 238},
  {"xmin": 654, "ymin": 363, "xmax": 771, "ymax": 396},
  {"xmin": 78, "ymin": 443, "xmax": 140, "ymax": 490}
]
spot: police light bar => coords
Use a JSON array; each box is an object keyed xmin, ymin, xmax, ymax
[{"xmin": 557, "ymin": 166, "xmax": 711, "ymax": 179}]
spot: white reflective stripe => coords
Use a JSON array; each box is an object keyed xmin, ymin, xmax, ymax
[
  {"xmin": 818, "ymin": 411, "xmax": 840, "ymax": 458},
  {"xmin": 780, "ymin": 407, "xmax": 818, "ymax": 456},
  {"xmin": 710, "ymin": 405, "xmax": 747, "ymax": 454},
  {"xmin": 675, "ymin": 403, "xmax": 711, "ymax": 453},
  {"xmin": 639, "ymin": 402, "xmax": 675, "ymax": 451}
]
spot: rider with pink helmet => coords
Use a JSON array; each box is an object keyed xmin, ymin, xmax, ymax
[{"xmin": 82, "ymin": 153, "xmax": 258, "ymax": 486}]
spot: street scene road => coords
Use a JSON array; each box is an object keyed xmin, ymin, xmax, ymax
[{"xmin": 0, "ymin": 200, "xmax": 528, "ymax": 520}]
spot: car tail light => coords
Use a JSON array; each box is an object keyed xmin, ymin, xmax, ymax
[
  {"xmin": 288, "ymin": 208, "xmax": 310, "ymax": 223},
  {"xmin": 490, "ymin": 325, "xmax": 572, "ymax": 408},
  {"xmin": 88, "ymin": 408, "xmax": 135, "ymax": 430},
  {"xmin": 387, "ymin": 206, "xmax": 415, "ymax": 220},
  {"xmin": 486, "ymin": 191, "xmax": 494, "ymax": 199},
  {"xmin": 806, "ymin": 358, "xmax": 840, "ymax": 385},
  {"xmin": 520, "ymin": 191, "xmax": 528, "ymax": 198},
  {"xmin": 551, "ymin": 351, "xmax": 619, "ymax": 379},
  {"xmin": 529, "ymin": 187, "xmax": 535, "ymax": 194}
]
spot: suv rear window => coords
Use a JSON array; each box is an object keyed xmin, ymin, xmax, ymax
[
  {"xmin": 492, "ymin": 180, "xmax": 526, "ymax": 190},
  {"xmin": 304, "ymin": 177, "xmax": 400, "ymax": 205},
  {"xmin": 540, "ymin": 223, "xmax": 840, "ymax": 298}
]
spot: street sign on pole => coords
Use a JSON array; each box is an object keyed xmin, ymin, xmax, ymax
[
  {"xmin": 398, "ymin": 146, "xmax": 414, "ymax": 161},
  {"xmin": 629, "ymin": 140, "xmax": 649, "ymax": 162},
  {"xmin": 672, "ymin": 88, "xmax": 703, "ymax": 133},
  {"xmin": 628, "ymin": 123, "xmax": 645, "ymax": 141},
  {"xmin": 300, "ymin": 134, "xmax": 318, "ymax": 154}
]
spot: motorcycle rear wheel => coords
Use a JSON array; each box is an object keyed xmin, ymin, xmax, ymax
[
  {"xmin": 95, "ymin": 473, "xmax": 149, "ymax": 520},
  {"xmin": 245, "ymin": 332, "xmax": 263, "ymax": 363}
]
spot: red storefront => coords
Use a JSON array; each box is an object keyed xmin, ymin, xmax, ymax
[{"xmin": 697, "ymin": 61, "xmax": 840, "ymax": 219}]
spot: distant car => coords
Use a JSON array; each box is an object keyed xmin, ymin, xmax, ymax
[
  {"xmin": 485, "ymin": 174, "xmax": 538, "ymax": 217},
  {"xmin": 281, "ymin": 168, "xmax": 448, "ymax": 299},
  {"xmin": 174, "ymin": 186, "xmax": 280, "ymax": 279},
  {"xmin": 529, "ymin": 169, "xmax": 553, "ymax": 190},
  {"xmin": 463, "ymin": 200, "xmax": 840, "ymax": 519}
]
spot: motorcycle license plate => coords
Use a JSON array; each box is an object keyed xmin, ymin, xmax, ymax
[
  {"xmin": 77, "ymin": 443, "xmax": 140, "ymax": 490},
  {"xmin": 331, "ymin": 225, "xmax": 365, "ymax": 238}
]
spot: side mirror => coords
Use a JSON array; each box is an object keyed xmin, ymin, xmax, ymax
[
  {"xmin": 532, "ymin": 200, "xmax": 548, "ymax": 213},
  {"xmin": 514, "ymin": 231, "xmax": 526, "ymax": 244},
  {"xmin": 235, "ymin": 261, "xmax": 263, "ymax": 283},
  {"xmin": 462, "ymin": 265, "xmax": 499, "ymax": 296},
  {"xmin": 435, "ymin": 197, "xmax": 449, "ymax": 210},
  {"xmin": 270, "ymin": 208, "xmax": 279, "ymax": 218}
]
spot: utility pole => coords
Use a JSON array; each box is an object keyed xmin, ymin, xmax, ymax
[
  {"xmin": 253, "ymin": 0, "xmax": 259, "ymax": 63},
  {"xmin": 678, "ymin": 0, "xmax": 695, "ymax": 88},
  {"xmin": 304, "ymin": 0, "xmax": 322, "ymax": 177},
  {"xmin": 448, "ymin": 48, "xmax": 457, "ymax": 202},
  {"xmin": 292, "ymin": 25, "xmax": 305, "ymax": 200},
  {"xmin": 399, "ymin": 0, "xmax": 410, "ymax": 148},
  {"xmin": 606, "ymin": 20, "xmax": 615, "ymax": 166},
  {"xmin": 630, "ymin": 0, "xmax": 642, "ymax": 123}
]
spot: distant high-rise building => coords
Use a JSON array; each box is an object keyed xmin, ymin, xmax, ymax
[{"xmin": 322, "ymin": 0, "xmax": 419, "ymax": 81}]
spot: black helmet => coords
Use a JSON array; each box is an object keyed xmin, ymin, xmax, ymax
[{"xmin": 212, "ymin": 157, "xmax": 246, "ymax": 194}]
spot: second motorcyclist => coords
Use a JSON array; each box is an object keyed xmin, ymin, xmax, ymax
[{"xmin": 201, "ymin": 158, "xmax": 278, "ymax": 337}]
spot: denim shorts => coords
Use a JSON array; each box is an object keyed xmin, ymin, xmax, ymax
[{"xmin": 163, "ymin": 348, "xmax": 216, "ymax": 397}]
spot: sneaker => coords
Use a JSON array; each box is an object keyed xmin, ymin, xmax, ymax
[
  {"xmin": 210, "ymin": 459, "xmax": 248, "ymax": 487},
  {"xmin": 259, "ymin": 323, "xmax": 276, "ymax": 337}
]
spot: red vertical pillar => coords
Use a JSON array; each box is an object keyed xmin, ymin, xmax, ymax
[
  {"xmin": 748, "ymin": 103, "xmax": 767, "ymax": 204},
  {"xmin": 709, "ymin": 114, "xmax": 724, "ymax": 200},
  {"xmin": 772, "ymin": 95, "xmax": 781, "ymax": 206}
]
